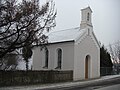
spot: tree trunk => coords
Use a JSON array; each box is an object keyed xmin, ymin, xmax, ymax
[{"xmin": 26, "ymin": 59, "xmax": 29, "ymax": 71}]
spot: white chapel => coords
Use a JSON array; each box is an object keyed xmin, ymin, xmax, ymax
[{"xmin": 33, "ymin": 7, "xmax": 100, "ymax": 80}]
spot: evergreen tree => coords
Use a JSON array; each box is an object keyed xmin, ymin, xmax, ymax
[
  {"xmin": 100, "ymin": 45, "xmax": 113, "ymax": 67},
  {"xmin": 22, "ymin": 45, "xmax": 32, "ymax": 71}
]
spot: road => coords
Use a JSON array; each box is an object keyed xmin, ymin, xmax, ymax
[
  {"xmin": 39, "ymin": 77, "xmax": 120, "ymax": 90},
  {"xmin": 95, "ymin": 84, "xmax": 120, "ymax": 90},
  {"xmin": 60, "ymin": 84, "xmax": 120, "ymax": 90}
]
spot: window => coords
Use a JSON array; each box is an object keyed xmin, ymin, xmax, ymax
[
  {"xmin": 87, "ymin": 13, "xmax": 90, "ymax": 21},
  {"xmin": 55, "ymin": 48, "xmax": 62, "ymax": 69},
  {"xmin": 43, "ymin": 48, "xmax": 49, "ymax": 68}
]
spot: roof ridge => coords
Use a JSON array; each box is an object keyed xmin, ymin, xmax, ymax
[{"xmin": 49, "ymin": 27, "xmax": 80, "ymax": 34}]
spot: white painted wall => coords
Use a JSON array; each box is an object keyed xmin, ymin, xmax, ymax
[
  {"xmin": 33, "ymin": 42, "xmax": 74, "ymax": 70},
  {"xmin": 33, "ymin": 47, "xmax": 43, "ymax": 70},
  {"xmin": 74, "ymin": 32, "xmax": 100, "ymax": 80}
]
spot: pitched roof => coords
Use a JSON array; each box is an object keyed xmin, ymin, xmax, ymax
[
  {"xmin": 46, "ymin": 27, "xmax": 87, "ymax": 44},
  {"xmin": 81, "ymin": 6, "xmax": 92, "ymax": 13}
]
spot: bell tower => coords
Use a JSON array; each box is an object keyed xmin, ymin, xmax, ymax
[{"xmin": 80, "ymin": 7, "xmax": 93, "ymax": 30}]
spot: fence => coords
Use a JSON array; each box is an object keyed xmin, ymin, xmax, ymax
[
  {"xmin": 100, "ymin": 67, "xmax": 114, "ymax": 76},
  {"xmin": 0, "ymin": 70, "xmax": 73, "ymax": 87}
]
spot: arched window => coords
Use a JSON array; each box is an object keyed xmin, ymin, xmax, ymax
[
  {"xmin": 43, "ymin": 48, "xmax": 49, "ymax": 68},
  {"xmin": 87, "ymin": 13, "xmax": 90, "ymax": 21},
  {"xmin": 55, "ymin": 48, "xmax": 62, "ymax": 69},
  {"xmin": 85, "ymin": 55, "xmax": 91, "ymax": 79}
]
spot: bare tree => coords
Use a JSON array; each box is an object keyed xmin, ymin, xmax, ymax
[
  {"xmin": 109, "ymin": 41, "xmax": 120, "ymax": 64},
  {"xmin": 109, "ymin": 41, "xmax": 120, "ymax": 74},
  {"xmin": 0, "ymin": 0, "xmax": 56, "ymax": 59}
]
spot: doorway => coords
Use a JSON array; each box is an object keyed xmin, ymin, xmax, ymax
[{"xmin": 85, "ymin": 55, "xmax": 90, "ymax": 79}]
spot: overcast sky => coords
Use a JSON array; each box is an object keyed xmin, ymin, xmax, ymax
[{"xmin": 45, "ymin": 0, "xmax": 120, "ymax": 46}]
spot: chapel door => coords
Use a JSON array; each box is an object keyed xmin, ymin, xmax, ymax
[{"xmin": 85, "ymin": 55, "xmax": 90, "ymax": 79}]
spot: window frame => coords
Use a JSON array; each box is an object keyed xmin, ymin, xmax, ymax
[
  {"xmin": 43, "ymin": 48, "xmax": 49, "ymax": 68},
  {"xmin": 55, "ymin": 48, "xmax": 62, "ymax": 69}
]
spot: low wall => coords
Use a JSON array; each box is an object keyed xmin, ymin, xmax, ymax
[{"xmin": 0, "ymin": 70, "xmax": 73, "ymax": 87}]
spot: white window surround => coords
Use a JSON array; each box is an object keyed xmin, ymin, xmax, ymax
[
  {"xmin": 43, "ymin": 48, "xmax": 49, "ymax": 69},
  {"xmin": 55, "ymin": 48, "xmax": 63, "ymax": 69}
]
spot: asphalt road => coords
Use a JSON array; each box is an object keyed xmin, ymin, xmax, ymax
[
  {"xmin": 95, "ymin": 84, "xmax": 120, "ymax": 90},
  {"xmin": 38, "ymin": 77, "xmax": 120, "ymax": 90},
  {"xmin": 60, "ymin": 84, "xmax": 120, "ymax": 90}
]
